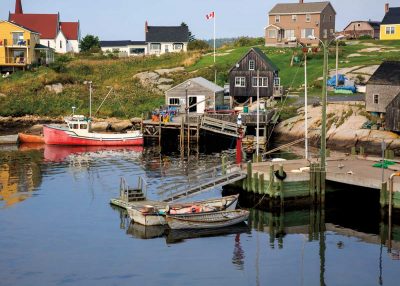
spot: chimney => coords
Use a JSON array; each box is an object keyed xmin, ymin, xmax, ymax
[
  {"xmin": 385, "ymin": 3, "xmax": 390, "ymax": 14},
  {"xmin": 145, "ymin": 21, "xmax": 148, "ymax": 33},
  {"xmin": 15, "ymin": 0, "xmax": 23, "ymax": 14},
  {"xmin": 299, "ymin": 0, "xmax": 304, "ymax": 3}
]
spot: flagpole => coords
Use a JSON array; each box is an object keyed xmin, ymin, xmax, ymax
[{"xmin": 214, "ymin": 12, "xmax": 216, "ymax": 83}]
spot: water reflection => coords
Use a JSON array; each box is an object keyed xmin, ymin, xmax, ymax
[{"xmin": 0, "ymin": 148, "xmax": 42, "ymax": 208}]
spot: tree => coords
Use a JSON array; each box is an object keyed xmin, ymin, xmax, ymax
[
  {"xmin": 79, "ymin": 35, "xmax": 101, "ymax": 53},
  {"xmin": 181, "ymin": 22, "xmax": 195, "ymax": 42},
  {"xmin": 188, "ymin": 40, "xmax": 210, "ymax": 51}
]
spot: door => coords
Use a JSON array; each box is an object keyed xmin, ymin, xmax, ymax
[{"xmin": 196, "ymin": 95, "xmax": 206, "ymax": 113}]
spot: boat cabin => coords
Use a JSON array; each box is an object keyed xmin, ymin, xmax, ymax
[{"xmin": 65, "ymin": 115, "xmax": 90, "ymax": 131}]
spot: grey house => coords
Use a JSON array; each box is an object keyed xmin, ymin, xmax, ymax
[
  {"xmin": 366, "ymin": 61, "xmax": 400, "ymax": 114},
  {"xmin": 165, "ymin": 77, "xmax": 224, "ymax": 114}
]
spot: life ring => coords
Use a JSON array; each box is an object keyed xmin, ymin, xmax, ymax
[{"xmin": 274, "ymin": 170, "xmax": 287, "ymax": 180}]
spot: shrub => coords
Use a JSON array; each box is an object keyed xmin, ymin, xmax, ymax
[
  {"xmin": 359, "ymin": 35, "xmax": 372, "ymax": 40},
  {"xmin": 188, "ymin": 40, "xmax": 210, "ymax": 51},
  {"xmin": 49, "ymin": 54, "xmax": 72, "ymax": 73},
  {"xmin": 233, "ymin": 37, "xmax": 264, "ymax": 47}
]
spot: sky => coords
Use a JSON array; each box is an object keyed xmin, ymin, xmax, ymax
[{"xmin": 1, "ymin": 0, "xmax": 398, "ymax": 40}]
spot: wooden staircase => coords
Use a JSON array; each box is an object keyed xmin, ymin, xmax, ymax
[{"xmin": 200, "ymin": 116, "xmax": 246, "ymax": 138}]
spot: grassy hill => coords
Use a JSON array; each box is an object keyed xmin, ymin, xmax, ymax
[{"xmin": 1, "ymin": 40, "xmax": 400, "ymax": 118}]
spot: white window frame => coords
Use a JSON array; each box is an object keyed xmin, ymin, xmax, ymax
[
  {"xmin": 252, "ymin": 77, "xmax": 268, "ymax": 87},
  {"xmin": 301, "ymin": 28, "xmax": 315, "ymax": 39},
  {"xmin": 249, "ymin": 60, "xmax": 255, "ymax": 71},
  {"xmin": 268, "ymin": 29, "xmax": 277, "ymax": 39},
  {"xmin": 373, "ymin": 94, "xmax": 379, "ymax": 104},
  {"xmin": 169, "ymin": 97, "xmax": 180, "ymax": 106},
  {"xmin": 292, "ymin": 15, "xmax": 297, "ymax": 22},
  {"xmin": 235, "ymin": 77, "xmax": 246, "ymax": 87},
  {"xmin": 173, "ymin": 43, "xmax": 183, "ymax": 50},
  {"xmin": 150, "ymin": 43, "xmax": 161, "ymax": 50},
  {"xmin": 306, "ymin": 14, "xmax": 311, "ymax": 22},
  {"xmin": 275, "ymin": 15, "xmax": 280, "ymax": 23},
  {"xmin": 285, "ymin": 29, "xmax": 295, "ymax": 40},
  {"xmin": 386, "ymin": 26, "xmax": 395, "ymax": 35}
]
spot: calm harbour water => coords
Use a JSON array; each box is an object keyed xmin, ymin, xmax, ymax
[{"xmin": 0, "ymin": 145, "xmax": 399, "ymax": 286}]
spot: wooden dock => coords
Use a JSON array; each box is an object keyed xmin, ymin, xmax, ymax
[{"xmin": 232, "ymin": 156, "xmax": 400, "ymax": 209}]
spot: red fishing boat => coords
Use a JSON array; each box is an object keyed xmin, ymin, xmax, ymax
[{"xmin": 43, "ymin": 115, "xmax": 143, "ymax": 146}]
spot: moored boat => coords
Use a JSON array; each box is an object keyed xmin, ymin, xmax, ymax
[
  {"xmin": 127, "ymin": 194, "xmax": 239, "ymax": 226},
  {"xmin": 18, "ymin": 133, "xmax": 45, "ymax": 144},
  {"xmin": 166, "ymin": 209, "xmax": 250, "ymax": 230},
  {"xmin": 43, "ymin": 115, "xmax": 143, "ymax": 146}
]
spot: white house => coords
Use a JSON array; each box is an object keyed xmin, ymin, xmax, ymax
[{"xmin": 100, "ymin": 22, "xmax": 189, "ymax": 57}]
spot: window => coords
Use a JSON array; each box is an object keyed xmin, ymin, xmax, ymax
[
  {"xmin": 173, "ymin": 43, "xmax": 183, "ymax": 50},
  {"xmin": 292, "ymin": 15, "xmax": 297, "ymax": 22},
  {"xmin": 357, "ymin": 23, "xmax": 361, "ymax": 27},
  {"xmin": 80, "ymin": 124, "xmax": 88, "ymax": 130},
  {"xmin": 12, "ymin": 32, "xmax": 24, "ymax": 45},
  {"xmin": 150, "ymin": 43, "xmax": 161, "ymax": 50},
  {"xmin": 252, "ymin": 77, "xmax": 268, "ymax": 87},
  {"xmin": 60, "ymin": 41, "xmax": 62, "ymax": 49},
  {"xmin": 306, "ymin": 14, "xmax": 311, "ymax": 22},
  {"xmin": 323, "ymin": 29, "xmax": 328, "ymax": 39},
  {"xmin": 285, "ymin": 29, "xmax": 295, "ymax": 40},
  {"xmin": 275, "ymin": 15, "xmax": 280, "ymax": 23},
  {"xmin": 373, "ymin": 94, "xmax": 379, "ymax": 104},
  {"xmin": 301, "ymin": 28, "xmax": 315, "ymax": 39},
  {"xmin": 274, "ymin": 77, "xmax": 281, "ymax": 86},
  {"xmin": 322, "ymin": 15, "xmax": 326, "ymax": 22},
  {"xmin": 249, "ymin": 60, "xmax": 255, "ymax": 70},
  {"xmin": 130, "ymin": 48, "xmax": 145, "ymax": 54},
  {"xmin": 268, "ymin": 29, "xmax": 277, "ymax": 38},
  {"xmin": 169, "ymin": 98, "xmax": 180, "ymax": 105},
  {"xmin": 330, "ymin": 15, "xmax": 333, "ymax": 22},
  {"xmin": 330, "ymin": 29, "xmax": 334, "ymax": 36},
  {"xmin": 47, "ymin": 41, "xmax": 50, "ymax": 47},
  {"xmin": 386, "ymin": 26, "xmax": 395, "ymax": 35},
  {"xmin": 235, "ymin": 77, "xmax": 246, "ymax": 87}
]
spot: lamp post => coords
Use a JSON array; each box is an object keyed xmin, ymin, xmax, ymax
[{"xmin": 308, "ymin": 35, "xmax": 345, "ymax": 194}]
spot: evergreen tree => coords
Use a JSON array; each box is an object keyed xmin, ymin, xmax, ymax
[
  {"xmin": 79, "ymin": 35, "xmax": 101, "ymax": 53},
  {"xmin": 181, "ymin": 22, "xmax": 195, "ymax": 42}
]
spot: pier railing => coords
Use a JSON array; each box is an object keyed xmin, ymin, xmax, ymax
[{"xmin": 158, "ymin": 163, "xmax": 246, "ymax": 202}]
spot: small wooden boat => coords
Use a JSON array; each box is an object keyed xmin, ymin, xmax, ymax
[
  {"xmin": 18, "ymin": 133, "xmax": 45, "ymax": 144},
  {"xmin": 0, "ymin": 134, "xmax": 18, "ymax": 145},
  {"xmin": 127, "ymin": 194, "xmax": 239, "ymax": 226},
  {"xmin": 166, "ymin": 209, "xmax": 250, "ymax": 230}
]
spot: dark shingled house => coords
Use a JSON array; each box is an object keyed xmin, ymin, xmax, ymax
[{"xmin": 229, "ymin": 48, "xmax": 281, "ymax": 101}]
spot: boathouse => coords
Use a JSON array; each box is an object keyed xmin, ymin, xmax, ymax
[
  {"xmin": 165, "ymin": 77, "xmax": 224, "ymax": 114},
  {"xmin": 228, "ymin": 47, "xmax": 281, "ymax": 101}
]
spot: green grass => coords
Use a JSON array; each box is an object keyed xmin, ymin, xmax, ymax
[{"xmin": 1, "ymin": 39, "xmax": 400, "ymax": 118}]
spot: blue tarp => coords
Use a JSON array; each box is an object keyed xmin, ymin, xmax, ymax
[{"xmin": 327, "ymin": 74, "xmax": 346, "ymax": 87}]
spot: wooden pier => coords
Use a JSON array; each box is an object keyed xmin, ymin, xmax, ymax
[{"xmin": 230, "ymin": 156, "xmax": 400, "ymax": 209}]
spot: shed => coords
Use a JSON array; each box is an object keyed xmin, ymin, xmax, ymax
[
  {"xmin": 165, "ymin": 77, "xmax": 224, "ymax": 114},
  {"xmin": 386, "ymin": 93, "xmax": 400, "ymax": 132}
]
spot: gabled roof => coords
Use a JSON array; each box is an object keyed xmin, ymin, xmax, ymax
[
  {"xmin": 0, "ymin": 20, "xmax": 39, "ymax": 34},
  {"xmin": 367, "ymin": 61, "xmax": 400, "ymax": 86},
  {"xmin": 269, "ymin": 1, "xmax": 335, "ymax": 15},
  {"xmin": 167, "ymin": 77, "xmax": 224, "ymax": 93},
  {"xmin": 343, "ymin": 20, "xmax": 381, "ymax": 31},
  {"xmin": 229, "ymin": 48, "xmax": 279, "ymax": 73},
  {"xmin": 9, "ymin": 13, "xmax": 59, "ymax": 39},
  {"xmin": 381, "ymin": 8, "xmax": 400, "ymax": 25},
  {"xmin": 60, "ymin": 22, "xmax": 79, "ymax": 40},
  {"xmin": 146, "ymin": 26, "xmax": 189, "ymax": 43},
  {"xmin": 100, "ymin": 40, "xmax": 146, "ymax": 47}
]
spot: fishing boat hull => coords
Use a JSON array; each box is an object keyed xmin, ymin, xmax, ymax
[
  {"xmin": 166, "ymin": 210, "xmax": 249, "ymax": 230},
  {"xmin": 43, "ymin": 125, "xmax": 143, "ymax": 146},
  {"xmin": 18, "ymin": 133, "xmax": 45, "ymax": 144},
  {"xmin": 127, "ymin": 195, "xmax": 240, "ymax": 226}
]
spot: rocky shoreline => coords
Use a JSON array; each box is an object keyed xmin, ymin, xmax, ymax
[{"xmin": 274, "ymin": 102, "xmax": 400, "ymax": 155}]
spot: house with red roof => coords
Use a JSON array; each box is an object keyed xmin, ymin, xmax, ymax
[{"xmin": 8, "ymin": 0, "xmax": 80, "ymax": 53}]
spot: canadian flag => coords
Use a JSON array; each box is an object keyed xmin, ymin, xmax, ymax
[{"xmin": 206, "ymin": 11, "xmax": 215, "ymax": 20}]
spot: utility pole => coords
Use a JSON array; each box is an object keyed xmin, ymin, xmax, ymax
[
  {"xmin": 320, "ymin": 40, "xmax": 329, "ymax": 201},
  {"xmin": 256, "ymin": 70, "xmax": 260, "ymax": 161}
]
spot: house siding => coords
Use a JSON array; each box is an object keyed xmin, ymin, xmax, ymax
[
  {"xmin": 380, "ymin": 24, "xmax": 400, "ymax": 40},
  {"xmin": 229, "ymin": 49, "xmax": 276, "ymax": 98},
  {"xmin": 265, "ymin": 3, "xmax": 335, "ymax": 46},
  {"xmin": 166, "ymin": 81, "xmax": 223, "ymax": 113},
  {"xmin": 366, "ymin": 84, "xmax": 400, "ymax": 113},
  {"xmin": 386, "ymin": 94, "xmax": 400, "ymax": 132},
  {"xmin": 343, "ymin": 22, "xmax": 375, "ymax": 39}
]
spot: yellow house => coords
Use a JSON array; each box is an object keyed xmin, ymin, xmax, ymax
[
  {"xmin": 0, "ymin": 20, "xmax": 53, "ymax": 72},
  {"xmin": 380, "ymin": 5, "xmax": 400, "ymax": 40}
]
